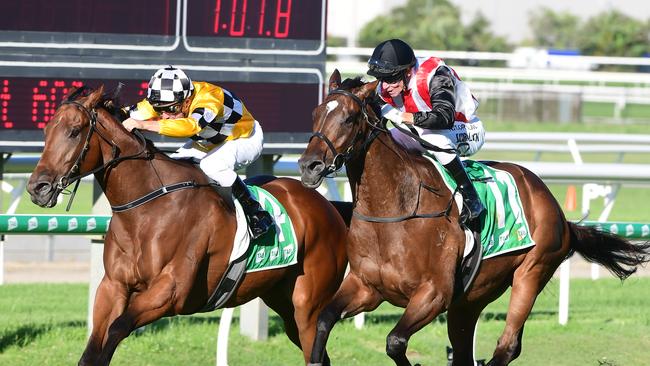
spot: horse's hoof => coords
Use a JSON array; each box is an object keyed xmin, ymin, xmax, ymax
[{"xmin": 307, "ymin": 363, "xmax": 323, "ymax": 366}]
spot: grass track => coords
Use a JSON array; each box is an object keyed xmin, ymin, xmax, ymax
[{"xmin": 1, "ymin": 278, "xmax": 649, "ymax": 365}]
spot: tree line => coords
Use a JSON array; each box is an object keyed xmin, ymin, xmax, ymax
[{"xmin": 334, "ymin": 0, "xmax": 650, "ymax": 60}]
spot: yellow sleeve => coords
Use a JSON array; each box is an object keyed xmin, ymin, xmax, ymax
[
  {"xmin": 158, "ymin": 117, "xmax": 202, "ymax": 138},
  {"xmin": 130, "ymin": 100, "xmax": 159, "ymax": 121}
]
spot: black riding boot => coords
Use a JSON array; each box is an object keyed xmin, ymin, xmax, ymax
[
  {"xmin": 231, "ymin": 176, "xmax": 274, "ymax": 239},
  {"xmin": 444, "ymin": 156, "xmax": 485, "ymax": 223}
]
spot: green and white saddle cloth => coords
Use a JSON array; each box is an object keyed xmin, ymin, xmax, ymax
[
  {"xmin": 229, "ymin": 185, "xmax": 298, "ymax": 272},
  {"xmin": 426, "ymin": 157, "xmax": 536, "ymax": 259},
  {"xmin": 200, "ymin": 184, "xmax": 299, "ymax": 311}
]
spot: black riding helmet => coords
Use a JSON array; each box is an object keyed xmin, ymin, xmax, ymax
[{"xmin": 367, "ymin": 39, "xmax": 416, "ymax": 82}]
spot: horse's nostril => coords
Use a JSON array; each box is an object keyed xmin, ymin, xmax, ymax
[
  {"xmin": 34, "ymin": 181, "xmax": 52, "ymax": 195},
  {"xmin": 308, "ymin": 161, "xmax": 325, "ymax": 174}
]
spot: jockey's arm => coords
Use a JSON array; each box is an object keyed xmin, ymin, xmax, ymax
[
  {"xmin": 122, "ymin": 99, "xmax": 202, "ymax": 137},
  {"xmin": 410, "ymin": 67, "xmax": 456, "ymax": 130},
  {"xmin": 122, "ymin": 118, "xmax": 161, "ymax": 133}
]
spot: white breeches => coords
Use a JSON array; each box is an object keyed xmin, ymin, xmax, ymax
[
  {"xmin": 170, "ymin": 120, "xmax": 264, "ymax": 186},
  {"xmin": 391, "ymin": 120, "xmax": 485, "ymax": 165}
]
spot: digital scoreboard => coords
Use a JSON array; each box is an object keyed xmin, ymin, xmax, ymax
[
  {"xmin": 0, "ymin": 74, "xmax": 319, "ymax": 133},
  {"xmin": 0, "ymin": 0, "xmax": 326, "ymax": 148}
]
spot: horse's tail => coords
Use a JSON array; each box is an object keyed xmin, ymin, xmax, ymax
[{"xmin": 568, "ymin": 222, "xmax": 650, "ymax": 280}]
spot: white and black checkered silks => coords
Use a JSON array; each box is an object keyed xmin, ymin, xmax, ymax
[
  {"xmin": 189, "ymin": 89, "xmax": 244, "ymax": 144},
  {"xmin": 147, "ymin": 67, "xmax": 194, "ymax": 105}
]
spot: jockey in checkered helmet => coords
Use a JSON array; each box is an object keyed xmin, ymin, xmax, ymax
[
  {"xmin": 124, "ymin": 65, "xmax": 274, "ymax": 239},
  {"xmin": 146, "ymin": 66, "xmax": 194, "ymax": 109}
]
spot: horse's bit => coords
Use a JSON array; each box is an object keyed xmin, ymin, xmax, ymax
[
  {"xmin": 308, "ymin": 89, "xmax": 384, "ymax": 176},
  {"xmin": 309, "ymin": 89, "xmax": 454, "ymax": 223}
]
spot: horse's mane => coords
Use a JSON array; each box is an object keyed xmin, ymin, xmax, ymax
[
  {"xmin": 68, "ymin": 85, "xmax": 167, "ymax": 154},
  {"xmin": 339, "ymin": 78, "xmax": 432, "ymax": 167},
  {"xmin": 339, "ymin": 77, "xmax": 365, "ymax": 91},
  {"xmin": 67, "ymin": 84, "xmax": 130, "ymax": 121},
  {"xmin": 338, "ymin": 77, "xmax": 385, "ymax": 127}
]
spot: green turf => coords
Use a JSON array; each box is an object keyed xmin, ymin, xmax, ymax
[{"xmin": 0, "ymin": 279, "xmax": 648, "ymax": 365}]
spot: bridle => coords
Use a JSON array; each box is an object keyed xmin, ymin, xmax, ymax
[
  {"xmin": 54, "ymin": 100, "xmax": 148, "ymax": 210},
  {"xmin": 308, "ymin": 89, "xmax": 386, "ymax": 176},
  {"xmin": 307, "ymin": 88, "xmax": 456, "ymax": 223}
]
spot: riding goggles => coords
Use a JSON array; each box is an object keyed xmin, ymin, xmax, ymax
[
  {"xmin": 368, "ymin": 59, "xmax": 408, "ymax": 83},
  {"xmin": 152, "ymin": 102, "xmax": 182, "ymax": 114},
  {"xmin": 377, "ymin": 72, "xmax": 405, "ymax": 84}
]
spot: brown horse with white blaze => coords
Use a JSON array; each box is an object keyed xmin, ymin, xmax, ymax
[
  {"xmin": 27, "ymin": 86, "xmax": 348, "ymax": 365},
  {"xmin": 298, "ymin": 70, "xmax": 650, "ymax": 366}
]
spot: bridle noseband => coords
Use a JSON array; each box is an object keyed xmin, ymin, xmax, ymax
[
  {"xmin": 309, "ymin": 89, "xmax": 385, "ymax": 176},
  {"xmin": 56, "ymin": 100, "xmax": 100, "ymax": 190}
]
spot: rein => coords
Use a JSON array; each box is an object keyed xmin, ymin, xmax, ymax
[
  {"xmin": 55, "ymin": 100, "xmax": 196, "ymax": 212},
  {"xmin": 310, "ymin": 88, "xmax": 455, "ymax": 223},
  {"xmin": 309, "ymin": 89, "xmax": 385, "ymax": 176},
  {"xmin": 56, "ymin": 100, "xmax": 146, "ymax": 210}
]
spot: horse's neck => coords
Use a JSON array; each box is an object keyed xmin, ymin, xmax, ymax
[
  {"xmin": 348, "ymin": 133, "xmax": 445, "ymax": 215},
  {"xmin": 94, "ymin": 111, "xmax": 202, "ymax": 207}
]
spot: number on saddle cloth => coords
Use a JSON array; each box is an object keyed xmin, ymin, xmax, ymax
[
  {"xmin": 243, "ymin": 184, "xmax": 299, "ymax": 272},
  {"xmin": 431, "ymin": 158, "xmax": 536, "ymax": 259}
]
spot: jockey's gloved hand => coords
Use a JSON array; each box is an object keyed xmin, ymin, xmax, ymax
[{"xmin": 381, "ymin": 105, "xmax": 403, "ymax": 124}]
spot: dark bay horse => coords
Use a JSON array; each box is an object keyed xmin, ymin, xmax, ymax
[
  {"xmin": 298, "ymin": 70, "xmax": 650, "ymax": 366},
  {"xmin": 27, "ymin": 86, "xmax": 348, "ymax": 365}
]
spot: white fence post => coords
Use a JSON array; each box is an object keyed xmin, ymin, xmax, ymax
[
  {"xmin": 558, "ymin": 259, "xmax": 570, "ymax": 325},
  {"xmin": 216, "ymin": 308, "xmax": 235, "ymax": 366},
  {"xmin": 239, "ymin": 298, "xmax": 268, "ymax": 341},
  {"xmin": 0, "ymin": 178, "xmax": 25, "ymax": 285},
  {"xmin": 88, "ymin": 182, "xmax": 109, "ymax": 334},
  {"xmin": 87, "ymin": 238, "xmax": 105, "ymax": 334}
]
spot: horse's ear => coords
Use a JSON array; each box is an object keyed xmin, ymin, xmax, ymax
[
  {"xmin": 328, "ymin": 69, "xmax": 342, "ymax": 92},
  {"xmin": 64, "ymin": 87, "xmax": 78, "ymax": 101},
  {"xmin": 84, "ymin": 85, "xmax": 105, "ymax": 108},
  {"xmin": 64, "ymin": 86, "xmax": 88, "ymax": 101},
  {"xmin": 360, "ymin": 80, "xmax": 379, "ymax": 97}
]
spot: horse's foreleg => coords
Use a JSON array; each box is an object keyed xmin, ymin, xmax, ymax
[
  {"xmin": 447, "ymin": 303, "xmax": 486, "ymax": 366},
  {"xmin": 78, "ymin": 278, "xmax": 128, "ymax": 366},
  {"xmin": 308, "ymin": 272, "xmax": 382, "ymax": 366},
  {"xmin": 94, "ymin": 274, "xmax": 177, "ymax": 366},
  {"xmin": 487, "ymin": 265, "xmax": 554, "ymax": 366},
  {"xmin": 386, "ymin": 282, "xmax": 451, "ymax": 366}
]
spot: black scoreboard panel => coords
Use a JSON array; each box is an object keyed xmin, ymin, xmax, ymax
[
  {"xmin": 0, "ymin": 69, "xmax": 320, "ymax": 133},
  {"xmin": 0, "ymin": 0, "xmax": 177, "ymax": 35},
  {"xmin": 0, "ymin": 0, "xmax": 326, "ymax": 146}
]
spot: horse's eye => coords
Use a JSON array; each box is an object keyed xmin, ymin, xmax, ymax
[
  {"xmin": 344, "ymin": 115, "xmax": 355, "ymax": 124},
  {"xmin": 70, "ymin": 128, "xmax": 80, "ymax": 138}
]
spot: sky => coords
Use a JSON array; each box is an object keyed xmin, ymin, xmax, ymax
[{"xmin": 327, "ymin": 0, "xmax": 650, "ymax": 44}]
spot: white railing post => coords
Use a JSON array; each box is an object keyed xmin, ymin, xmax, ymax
[
  {"xmin": 88, "ymin": 182, "xmax": 109, "ymax": 334},
  {"xmin": 239, "ymin": 298, "xmax": 268, "ymax": 340},
  {"xmin": 558, "ymin": 259, "xmax": 570, "ymax": 325},
  {"xmin": 87, "ymin": 238, "xmax": 105, "ymax": 334},
  {"xmin": 0, "ymin": 178, "xmax": 25, "ymax": 285},
  {"xmin": 215, "ymin": 307, "xmax": 235, "ymax": 366}
]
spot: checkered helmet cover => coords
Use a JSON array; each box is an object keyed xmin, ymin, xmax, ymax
[{"xmin": 146, "ymin": 66, "xmax": 194, "ymax": 105}]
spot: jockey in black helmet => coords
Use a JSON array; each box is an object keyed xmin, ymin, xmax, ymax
[{"xmin": 368, "ymin": 39, "xmax": 485, "ymax": 225}]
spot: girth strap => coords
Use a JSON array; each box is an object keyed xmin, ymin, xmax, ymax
[{"xmin": 111, "ymin": 181, "xmax": 199, "ymax": 212}]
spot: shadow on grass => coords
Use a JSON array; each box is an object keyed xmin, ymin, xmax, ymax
[
  {"xmin": 346, "ymin": 309, "xmax": 558, "ymax": 327},
  {"xmin": 0, "ymin": 320, "xmax": 84, "ymax": 352},
  {"xmin": 138, "ymin": 314, "xmax": 290, "ymax": 338},
  {"xmin": 128, "ymin": 308, "xmax": 558, "ymax": 340}
]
